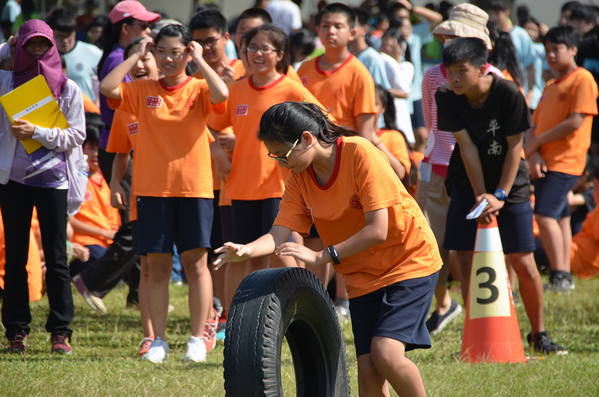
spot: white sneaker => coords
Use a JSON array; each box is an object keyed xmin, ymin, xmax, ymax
[
  {"xmin": 183, "ymin": 336, "xmax": 206, "ymax": 363},
  {"xmin": 142, "ymin": 337, "xmax": 169, "ymax": 363}
]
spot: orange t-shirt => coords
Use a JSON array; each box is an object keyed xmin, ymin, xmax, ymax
[
  {"xmin": 0, "ymin": 211, "xmax": 43, "ymax": 302},
  {"xmin": 194, "ymin": 58, "xmax": 247, "ymax": 81},
  {"xmin": 108, "ymin": 77, "xmax": 224, "ymax": 198},
  {"xmin": 72, "ymin": 175, "xmax": 121, "ymax": 248},
  {"xmin": 570, "ymin": 206, "xmax": 599, "ymax": 279},
  {"xmin": 83, "ymin": 93, "xmax": 101, "ymax": 114},
  {"xmin": 208, "ymin": 74, "xmax": 330, "ymax": 201},
  {"xmin": 377, "ymin": 129, "xmax": 411, "ymax": 176},
  {"xmin": 274, "ymin": 136, "xmax": 442, "ymax": 298},
  {"xmin": 532, "ymin": 67, "xmax": 598, "ymax": 175},
  {"xmin": 297, "ymin": 54, "xmax": 377, "ymax": 130}
]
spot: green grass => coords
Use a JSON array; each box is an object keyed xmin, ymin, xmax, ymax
[{"xmin": 1, "ymin": 277, "xmax": 599, "ymax": 396}]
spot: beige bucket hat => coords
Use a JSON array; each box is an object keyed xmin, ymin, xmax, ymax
[{"xmin": 432, "ymin": 3, "xmax": 493, "ymax": 50}]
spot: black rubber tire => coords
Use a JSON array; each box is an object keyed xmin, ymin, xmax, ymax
[{"xmin": 223, "ymin": 267, "xmax": 350, "ymax": 397}]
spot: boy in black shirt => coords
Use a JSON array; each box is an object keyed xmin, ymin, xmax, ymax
[{"xmin": 435, "ymin": 37, "xmax": 566, "ymax": 354}]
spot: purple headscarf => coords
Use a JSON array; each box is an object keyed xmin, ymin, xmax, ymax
[{"xmin": 13, "ymin": 19, "xmax": 67, "ymax": 99}]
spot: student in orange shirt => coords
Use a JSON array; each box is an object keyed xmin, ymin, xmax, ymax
[
  {"xmin": 525, "ymin": 26, "xmax": 599, "ymax": 292},
  {"xmin": 375, "ymin": 84, "xmax": 412, "ymax": 181},
  {"xmin": 209, "ymin": 24, "xmax": 327, "ymax": 324},
  {"xmin": 189, "ymin": 10, "xmax": 245, "ymax": 85},
  {"xmin": 570, "ymin": 169, "xmax": 599, "ymax": 279},
  {"xmin": 69, "ymin": 119, "xmax": 120, "ymax": 278},
  {"xmin": 234, "ymin": 7, "xmax": 303, "ymax": 83},
  {"xmin": 100, "ymin": 24, "xmax": 228, "ymax": 364},
  {"xmin": 215, "ymin": 102, "xmax": 442, "ymax": 397},
  {"xmin": 107, "ymin": 37, "xmax": 159, "ymax": 357}
]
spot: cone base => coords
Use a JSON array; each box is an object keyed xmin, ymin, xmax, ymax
[{"xmin": 460, "ymin": 316, "xmax": 526, "ymax": 364}]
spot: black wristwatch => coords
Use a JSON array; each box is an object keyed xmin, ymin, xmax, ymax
[{"xmin": 494, "ymin": 188, "xmax": 507, "ymax": 201}]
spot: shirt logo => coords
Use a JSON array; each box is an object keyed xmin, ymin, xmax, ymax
[
  {"xmin": 335, "ymin": 88, "xmax": 344, "ymax": 100},
  {"xmin": 301, "ymin": 76, "xmax": 308, "ymax": 86},
  {"xmin": 350, "ymin": 194, "xmax": 363, "ymax": 210},
  {"xmin": 236, "ymin": 105, "xmax": 248, "ymax": 116},
  {"xmin": 487, "ymin": 119, "xmax": 500, "ymax": 137},
  {"xmin": 559, "ymin": 93, "xmax": 567, "ymax": 102},
  {"xmin": 146, "ymin": 96, "xmax": 163, "ymax": 108},
  {"xmin": 84, "ymin": 191, "xmax": 93, "ymax": 201},
  {"xmin": 127, "ymin": 122, "xmax": 138, "ymax": 136}
]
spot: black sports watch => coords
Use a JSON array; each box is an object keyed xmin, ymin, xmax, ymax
[{"xmin": 494, "ymin": 188, "xmax": 507, "ymax": 201}]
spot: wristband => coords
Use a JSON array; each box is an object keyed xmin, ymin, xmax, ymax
[{"xmin": 327, "ymin": 245, "xmax": 340, "ymax": 265}]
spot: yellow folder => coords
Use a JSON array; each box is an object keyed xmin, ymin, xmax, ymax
[{"xmin": 0, "ymin": 75, "xmax": 69, "ymax": 154}]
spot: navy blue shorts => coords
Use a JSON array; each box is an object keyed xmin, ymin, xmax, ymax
[
  {"xmin": 411, "ymin": 99, "xmax": 426, "ymax": 130},
  {"xmin": 444, "ymin": 185, "xmax": 535, "ymax": 253},
  {"xmin": 136, "ymin": 196, "xmax": 213, "ymax": 255},
  {"xmin": 349, "ymin": 272, "xmax": 439, "ymax": 357},
  {"xmin": 209, "ymin": 191, "xmax": 223, "ymax": 259},
  {"xmin": 534, "ymin": 171, "xmax": 579, "ymax": 220},
  {"xmin": 232, "ymin": 198, "xmax": 281, "ymax": 244}
]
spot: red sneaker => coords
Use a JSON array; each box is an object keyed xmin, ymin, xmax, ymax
[
  {"xmin": 51, "ymin": 332, "xmax": 72, "ymax": 354},
  {"xmin": 203, "ymin": 308, "xmax": 219, "ymax": 353},
  {"xmin": 8, "ymin": 331, "xmax": 28, "ymax": 353}
]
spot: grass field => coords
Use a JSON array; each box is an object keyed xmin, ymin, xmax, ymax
[{"xmin": 0, "ymin": 276, "xmax": 598, "ymax": 397}]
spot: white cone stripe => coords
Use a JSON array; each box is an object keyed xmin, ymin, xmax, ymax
[{"xmin": 474, "ymin": 228, "xmax": 503, "ymax": 252}]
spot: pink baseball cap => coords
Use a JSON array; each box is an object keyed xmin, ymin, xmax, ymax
[{"xmin": 108, "ymin": 1, "xmax": 161, "ymax": 24}]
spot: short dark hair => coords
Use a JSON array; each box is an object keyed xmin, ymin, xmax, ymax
[
  {"xmin": 569, "ymin": 3, "xmax": 599, "ymax": 24},
  {"xmin": 543, "ymin": 25, "xmax": 579, "ymax": 48},
  {"xmin": 156, "ymin": 24, "xmax": 193, "ymax": 48},
  {"xmin": 561, "ymin": 1, "xmax": 581, "ymax": 14},
  {"xmin": 352, "ymin": 7, "xmax": 370, "ymax": 26},
  {"xmin": 479, "ymin": 0, "xmax": 512, "ymax": 12},
  {"xmin": 442, "ymin": 37, "xmax": 488, "ymax": 68},
  {"xmin": 189, "ymin": 9, "xmax": 228, "ymax": 34},
  {"xmin": 46, "ymin": 7, "xmax": 77, "ymax": 33},
  {"xmin": 316, "ymin": 3, "xmax": 356, "ymax": 29},
  {"xmin": 290, "ymin": 29, "xmax": 315, "ymax": 58},
  {"xmin": 84, "ymin": 113, "xmax": 103, "ymax": 146},
  {"xmin": 238, "ymin": 8, "xmax": 273, "ymax": 25}
]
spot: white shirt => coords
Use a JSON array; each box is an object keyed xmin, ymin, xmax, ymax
[
  {"xmin": 381, "ymin": 52, "xmax": 415, "ymax": 144},
  {"xmin": 266, "ymin": 0, "xmax": 302, "ymax": 35}
]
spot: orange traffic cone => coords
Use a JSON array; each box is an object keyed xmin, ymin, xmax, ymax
[{"xmin": 460, "ymin": 218, "xmax": 526, "ymax": 363}]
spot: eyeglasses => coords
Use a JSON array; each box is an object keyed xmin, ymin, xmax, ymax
[
  {"xmin": 195, "ymin": 36, "xmax": 223, "ymax": 48},
  {"xmin": 130, "ymin": 21, "xmax": 151, "ymax": 30},
  {"xmin": 267, "ymin": 139, "xmax": 299, "ymax": 163},
  {"xmin": 247, "ymin": 45, "xmax": 277, "ymax": 55}
]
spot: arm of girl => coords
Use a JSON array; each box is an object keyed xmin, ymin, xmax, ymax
[
  {"xmin": 100, "ymin": 37, "xmax": 153, "ymax": 100},
  {"xmin": 275, "ymin": 208, "xmax": 388, "ymax": 266},
  {"xmin": 110, "ymin": 152, "xmax": 130, "ymax": 210},
  {"xmin": 28, "ymin": 82, "xmax": 86, "ymax": 151},
  {"xmin": 209, "ymin": 128, "xmax": 231, "ymax": 182},
  {"xmin": 69, "ymin": 217, "xmax": 117, "ymax": 241},
  {"xmin": 213, "ymin": 225, "xmax": 293, "ymax": 270},
  {"xmin": 189, "ymin": 41, "xmax": 228, "ymax": 104}
]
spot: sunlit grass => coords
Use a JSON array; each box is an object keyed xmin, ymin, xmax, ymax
[{"xmin": 0, "ymin": 276, "xmax": 598, "ymax": 396}]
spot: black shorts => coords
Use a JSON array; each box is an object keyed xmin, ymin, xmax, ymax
[
  {"xmin": 136, "ymin": 196, "xmax": 213, "ymax": 255},
  {"xmin": 232, "ymin": 198, "xmax": 281, "ymax": 244},
  {"xmin": 534, "ymin": 171, "xmax": 579, "ymax": 220},
  {"xmin": 349, "ymin": 272, "xmax": 439, "ymax": 357},
  {"xmin": 444, "ymin": 185, "xmax": 535, "ymax": 253}
]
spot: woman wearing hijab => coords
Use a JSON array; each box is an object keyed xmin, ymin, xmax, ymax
[{"xmin": 0, "ymin": 19, "xmax": 86, "ymax": 355}]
